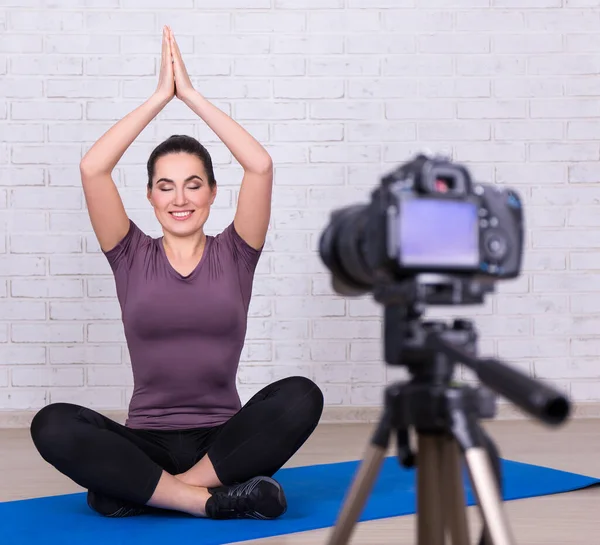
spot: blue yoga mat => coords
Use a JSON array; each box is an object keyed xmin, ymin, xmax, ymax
[{"xmin": 1, "ymin": 457, "xmax": 598, "ymax": 545}]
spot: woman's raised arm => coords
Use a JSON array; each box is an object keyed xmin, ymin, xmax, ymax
[
  {"xmin": 168, "ymin": 28, "xmax": 273, "ymax": 251},
  {"xmin": 80, "ymin": 26, "xmax": 175, "ymax": 252}
]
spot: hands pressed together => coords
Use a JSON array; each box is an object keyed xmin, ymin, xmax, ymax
[{"xmin": 155, "ymin": 25, "xmax": 195, "ymax": 104}]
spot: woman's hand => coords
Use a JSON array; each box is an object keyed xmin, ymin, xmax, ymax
[
  {"xmin": 168, "ymin": 27, "xmax": 195, "ymax": 101},
  {"xmin": 154, "ymin": 26, "xmax": 175, "ymax": 104}
]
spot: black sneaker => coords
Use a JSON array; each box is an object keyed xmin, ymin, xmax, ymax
[
  {"xmin": 87, "ymin": 490, "xmax": 149, "ymax": 518},
  {"xmin": 205, "ymin": 476, "xmax": 287, "ymax": 520}
]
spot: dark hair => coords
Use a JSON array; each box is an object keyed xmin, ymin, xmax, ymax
[{"xmin": 146, "ymin": 134, "xmax": 216, "ymax": 190}]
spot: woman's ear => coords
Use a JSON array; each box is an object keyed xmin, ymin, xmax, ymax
[{"xmin": 210, "ymin": 183, "xmax": 217, "ymax": 205}]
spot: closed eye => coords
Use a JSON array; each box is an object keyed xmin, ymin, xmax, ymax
[{"xmin": 159, "ymin": 185, "xmax": 201, "ymax": 192}]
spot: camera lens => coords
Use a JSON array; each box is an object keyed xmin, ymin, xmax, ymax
[{"xmin": 318, "ymin": 204, "xmax": 374, "ymax": 296}]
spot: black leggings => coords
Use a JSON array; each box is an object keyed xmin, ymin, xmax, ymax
[{"xmin": 30, "ymin": 376, "xmax": 324, "ymax": 508}]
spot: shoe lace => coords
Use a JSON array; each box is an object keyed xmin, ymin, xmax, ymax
[{"xmin": 222, "ymin": 479, "xmax": 262, "ymax": 513}]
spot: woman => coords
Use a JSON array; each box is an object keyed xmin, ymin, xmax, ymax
[{"xmin": 29, "ymin": 26, "xmax": 324, "ymax": 521}]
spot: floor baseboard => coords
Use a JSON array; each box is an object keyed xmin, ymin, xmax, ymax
[{"xmin": 0, "ymin": 401, "xmax": 596, "ymax": 429}]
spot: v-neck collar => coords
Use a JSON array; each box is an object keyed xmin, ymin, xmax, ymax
[{"xmin": 158, "ymin": 235, "xmax": 211, "ymax": 281}]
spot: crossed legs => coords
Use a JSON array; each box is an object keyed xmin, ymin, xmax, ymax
[{"xmin": 30, "ymin": 376, "xmax": 324, "ymax": 518}]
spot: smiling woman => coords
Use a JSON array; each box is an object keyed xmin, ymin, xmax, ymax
[{"xmin": 28, "ymin": 25, "xmax": 324, "ymax": 523}]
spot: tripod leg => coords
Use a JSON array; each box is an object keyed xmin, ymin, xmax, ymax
[
  {"xmin": 464, "ymin": 446, "xmax": 514, "ymax": 545},
  {"xmin": 326, "ymin": 409, "xmax": 392, "ymax": 545},
  {"xmin": 416, "ymin": 433, "xmax": 445, "ymax": 545},
  {"xmin": 440, "ymin": 436, "xmax": 471, "ymax": 545},
  {"xmin": 475, "ymin": 431, "xmax": 505, "ymax": 545}
]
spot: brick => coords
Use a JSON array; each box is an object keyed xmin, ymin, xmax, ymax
[
  {"xmin": 273, "ymin": 123, "xmax": 343, "ymax": 142},
  {"xmin": 308, "ymin": 186, "xmax": 371, "ymax": 208},
  {"xmin": 273, "ymin": 35, "xmax": 344, "ymax": 54},
  {"xmin": 533, "ymin": 273, "xmax": 600, "ymax": 293},
  {"xmin": 10, "ymin": 234, "xmax": 82, "ymax": 254},
  {"xmin": 0, "ymin": 345, "xmax": 46, "ymax": 366},
  {"xmin": 47, "ymin": 79, "xmax": 119, "ymax": 98},
  {"xmin": 235, "ymin": 12, "xmax": 305, "ymax": 32},
  {"xmin": 526, "ymin": 10, "xmax": 600, "ymax": 31},
  {"xmin": 45, "ymin": 34, "xmax": 119, "ymax": 54},
  {"xmin": 419, "ymin": 121, "xmax": 490, "ymax": 141},
  {"xmin": 384, "ymin": 56, "xmax": 453, "ymax": 76},
  {"xmin": 529, "ymin": 143, "xmax": 599, "ymax": 162},
  {"xmin": 49, "ymin": 255, "xmax": 112, "ymax": 276},
  {"xmin": 2, "ymin": 124, "xmax": 44, "ymax": 143},
  {"xmin": 12, "ymin": 324, "xmax": 84, "ymax": 343},
  {"xmin": 422, "ymin": 78, "xmax": 491, "ymax": 98},
  {"xmin": 0, "ymin": 256, "xmax": 46, "ymax": 276},
  {"xmin": 310, "ymin": 144, "xmax": 380, "ymax": 163},
  {"xmin": 383, "ymin": 10, "xmax": 452, "ymax": 31},
  {"xmin": 457, "ymin": 99, "xmax": 526, "ymax": 119},
  {"xmin": 50, "ymin": 301, "xmax": 121, "ymax": 321},
  {"xmin": 87, "ymin": 323, "xmax": 126, "ymax": 343},
  {"xmin": 49, "ymin": 344, "xmax": 122, "ymax": 365},
  {"xmin": 11, "ymin": 102, "xmax": 81, "ymax": 120},
  {"xmin": 12, "ymin": 367, "xmax": 84, "ymax": 387},
  {"xmin": 246, "ymin": 319, "xmax": 309, "ymax": 340},
  {"xmin": 12, "ymin": 278, "xmax": 83, "ymax": 298},
  {"xmin": 311, "ymin": 10, "xmax": 380, "ymax": 31},
  {"xmin": 420, "ymin": 34, "xmax": 489, "ymax": 53},
  {"xmin": 349, "ymin": 78, "xmax": 419, "ymax": 99},
  {"xmin": 87, "ymin": 366, "xmax": 133, "ymax": 386},
  {"xmin": 253, "ymin": 276, "xmax": 311, "ymax": 296},
  {"xmin": 194, "ymin": 35, "xmax": 269, "ymax": 55},
  {"xmin": 275, "ymin": 297, "xmax": 345, "ymax": 317},
  {"xmin": 0, "ymin": 34, "xmax": 42, "ymax": 53},
  {"xmin": 496, "ymin": 294, "xmax": 569, "ymax": 316},
  {"xmin": 0, "ymin": 78, "xmax": 43, "ymax": 98},
  {"xmin": 457, "ymin": 55, "xmax": 526, "ymax": 76},
  {"xmin": 347, "ymin": 34, "xmax": 416, "ymax": 54},
  {"xmin": 240, "ymin": 342, "xmax": 272, "ymax": 362},
  {"xmin": 162, "ymin": 12, "xmax": 231, "ymax": 33},
  {"xmin": 10, "ymin": 56, "xmax": 82, "ymax": 75},
  {"xmin": 86, "ymin": 57, "xmax": 154, "ymax": 76},
  {"xmin": 274, "ymin": 79, "xmax": 344, "ymax": 99},
  {"xmin": 532, "ymin": 98, "xmax": 600, "ymax": 120},
  {"xmin": 568, "ymin": 163, "xmax": 600, "ymax": 183},
  {"xmin": 0, "ymin": 390, "xmax": 48, "ymax": 410},
  {"xmin": 9, "ymin": 10, "xmax": 83, "ymax": 31},
  {"xmin": 85, "ymin": 12, "xmax": 155, "ymax": 32},
  {"xmin": 494, "ymin": 77, "xmax": 563, "ymax": 98},
  {"xmin": 234, "ymin": 57, "xmax": 304, "ymax": 76},
  {"xmin": 11, "ymin": 187, "xmax": 82, "ymax": 209},
  {"xmin": 493, "ymin": 33, "xmax": 562, "ymax": 53},
  {"xmin": 0, "ymin": 167, "xmax": 44, "ymax": 187},
  {"xmin": 387, "ymin": 100, "xmax": 455, "ymax": 119},
  {"xmin": 311, "ymin": 102, "xmax": 381, "ymax": 120},
  {"xmin": 86, "ymin": 278, "xmax": 117, "ymax": 298},
  {"xmin": 235, "ymin": 101, "xmax": 305, "ymax": 120}
]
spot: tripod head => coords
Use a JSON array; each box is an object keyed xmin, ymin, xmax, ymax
[{"xmin": 372, "ymin": 275, "xmax": 571, "ymax": 428}]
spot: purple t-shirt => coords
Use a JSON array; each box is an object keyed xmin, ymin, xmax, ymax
[{"xmin": 103, "ymin": 219, "xmax": 262, "ymax": 431}]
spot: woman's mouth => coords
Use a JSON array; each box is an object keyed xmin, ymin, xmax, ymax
[{"xmin": 170, "ymin": 211, "xmax": 194, "ymax": 221}]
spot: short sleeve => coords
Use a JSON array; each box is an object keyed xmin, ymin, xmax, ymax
[
  {"xmin": 219, "ymin": 221, "xmax": 263, "ymax": 275},
  {"xmin": 103, "ymin": 219, "xmax": 150, "ymax": 276}
]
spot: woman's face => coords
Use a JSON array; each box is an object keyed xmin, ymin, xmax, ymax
[{"xmin": 147, "ymin": 152, "xmax": 216, "ymax": 238}]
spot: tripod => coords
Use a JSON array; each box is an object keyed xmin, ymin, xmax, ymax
[{"xmin": 326, "ymin": 281, "xmax": 570, "ymax": 545}]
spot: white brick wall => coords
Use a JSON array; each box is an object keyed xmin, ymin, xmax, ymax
[{"xmin": 1, "ymin": 2, "xmax": 599, "ymax": 416}]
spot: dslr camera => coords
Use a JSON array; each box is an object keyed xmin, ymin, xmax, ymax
[{"xmin": 319, "ymin": 153, "xmax": 525, "ymax": 304}]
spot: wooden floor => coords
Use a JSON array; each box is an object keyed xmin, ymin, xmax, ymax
[{"xmin": 1, "ymin": 418, "xmax": 599, "ymax": 544}]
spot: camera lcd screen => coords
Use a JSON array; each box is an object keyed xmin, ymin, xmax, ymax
[{"xmin": 398, "ymin": 197, "xmax": 479, "ymax": 268}]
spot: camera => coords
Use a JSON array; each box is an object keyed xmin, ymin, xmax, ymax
[
  {"xmin": 319, "ymin": 154, "xmax": 569, "ymax": 545},
  {"xmin": 319, "ymin": 153, "xmax": 525, "ymax": 303}
]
